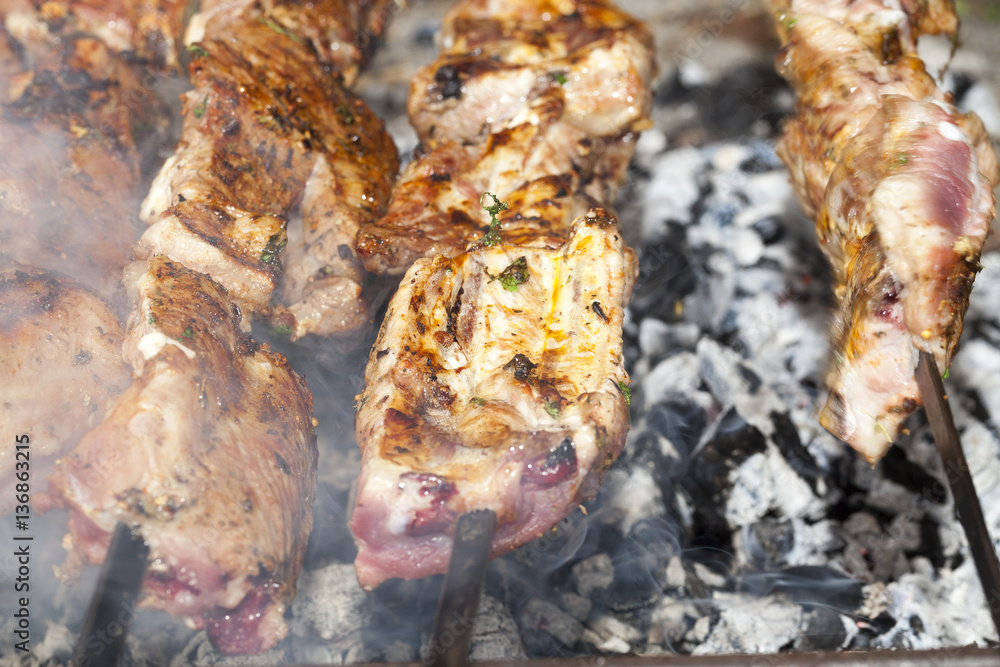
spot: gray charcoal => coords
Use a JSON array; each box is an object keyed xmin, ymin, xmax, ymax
[
  {"xmin": 288, "ymin": 562, "xmax": 368, "ymax": 659},
  {"xmin": 583, "ymin": 615, "xmax": 642, "ymax": 654},
  {"xmin": 468, "ymin": 595, "xmax": 525, "ymax": 661},
  {"xmin": 794, "ymin": 607, "xmax": 848, "ymax": 651},
  {"xmin": 560, "ymin": 592, "xmax": 592, "ymax": 621},
  {"xmin": 170, "ymin": 632, "xmax": 287, "ymax": 666},
  {"xmin": 572, "ymin": 553, "xmax": 615, "ymax": 598},
  {"xmin": 519, "ymin": 598, "xmax": 583, "ymax": 648},
  {"xmin": 691, "ymin": 594, "xmax": 802, "ymax": 655}
]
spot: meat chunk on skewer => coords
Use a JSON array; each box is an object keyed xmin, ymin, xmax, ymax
[
  {"xmin": 0, "ymin": 0, "xmax": 189, "ymax": 75},
  {"xmin": 0, "ymin": 267, "xmax": 131, "ymax": 515},
  {"xmin": 42, "ymin": 257, "xmax": 317, "ymax": 654},
  {"xmin": 355, "ymin": 0, "xmax": 654, "ymax": 276},
  {"xmin": 351, "ymin": 0, "xmax": 653, "ymax": 588},
  {"xmin": 352, "ymin": 210, "xmax": 632, "ymax": 589},
  {"xmin": 141, "ymin": 0, "xmax": 399, "ymax": 338},
  {"xmin": 770, "ymin": 0, "xmax": 1000, "ymax": 460},
  {"xmin": 0, "ymin": 34, "xmax": 169, "ymax": 301},
  {"xmin": 39, "ymin": 0, "xmax": 399, "ymax": 654}
]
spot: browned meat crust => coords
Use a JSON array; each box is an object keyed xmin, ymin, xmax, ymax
[
  {"xmin": 0, "ymin": 266, "xmax": 131, "ymax": 515},
  {"xmin": 42, "ymin": 257, "xmax": 316, "ymax": 655},
  {"xmin": 350, "ymin": 0, "xmax": 653, "ymax": 589},
  {"xmin": 141, "ymin": 0, "xmax": 400, "ymax": 338},
  {"xmin": 0, "ymin": 35, "xmax": 169, "ymax": 301},
  {"xmin": 770, "ymin": 0, "xmax": 999, "ymax": 461},
  {"xmin": 355, "ymin": 0, "xmax": 655, "ymax": 276}
]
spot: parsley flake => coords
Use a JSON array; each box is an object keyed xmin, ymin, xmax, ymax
[
  {"xmin": 617, "ymin": 381, "xmax": 631, "ymax": 406},
  {"xmin": 480, "ymin": 192, "xmax": 508, "ymax": 247},
  {"xmin": 486, "ymin": 256, "xmax": 529, "ymax": 292},
  {"xmin": 192, "ymin": 95, "xmax": 209, "ymax": 119}
]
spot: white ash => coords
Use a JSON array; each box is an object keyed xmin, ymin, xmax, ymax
[
  {"xmin": 691, "ymin": 594, "xmax": 803, "ymax": 655},
  {"xmin": 288, "ymin": 563, "xmax": 368, "ymax": 651},
  {"xmin": 467, "ymin": 595, "xmax": 526, "ymax": 662}
]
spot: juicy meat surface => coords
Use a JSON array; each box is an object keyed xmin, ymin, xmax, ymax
[
  {"xmin": 38, "ymin": 0, "xmax": 398, "ymax": 654},
  {"xmin": 141, "ymin": 0, "xmax": 398, "ymax": 337},
  {"xmin": 351, "ymin": 0, "xmax": 651, "ymax": 589},
  {"xmin": 770, "ymin": 0, "xmax": 999, "ymax": 460},
  {"xmin": 41, "ymin": 257, "xmax": 317, "ymax": 655},
  {"xmin": 0, "ymin": 267, "xmax": 130, "ymax": 514},
  {"xmin": 352, "ymin": 210, "xmax": 632, "ymax": 589},
  {"xmin": 355, "ymin": 0, "xmax": 655, "ymax": 276}
]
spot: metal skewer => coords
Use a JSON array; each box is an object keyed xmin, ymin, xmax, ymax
[
  {"xmin": 72, "ymin": 522, "xmax": 149, "ymax": 667},
  {"xmin": 427, "ymin": 509, "xmax": 497, "ymax": 667},
  {"xmin": 915, "ymin": 350, "xmax": 1000, "ymax": 637}
]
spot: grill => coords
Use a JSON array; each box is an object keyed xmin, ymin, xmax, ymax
[{"xmin": 4, "ymin": 0, "xmax": 1000, "ymax": 665}]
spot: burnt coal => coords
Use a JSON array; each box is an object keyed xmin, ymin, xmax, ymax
[
  {"xmin": 770, "ymin": 411, "xmax": 822, "ymax": 493},
  {"xmin": 646, "ymin": 394, "xmax": 708, "ymax": 462},
  {"xmin": 794, "ymin": 607, "xmax": 848, "ymax": 651},
  {"xmin": 680, "ymin": 408, "xmax": 767, "ymax": 552},
  {"xmin": 629, "ymin": 224, "xmax": 698, "ymax": 322},
  {"xmin": 519, "ymin": 598, "xmax": 584, "ymax": 655}
]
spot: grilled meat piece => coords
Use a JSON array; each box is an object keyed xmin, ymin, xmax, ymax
[
  {"xmin": 352, "ymin": 210, "xmax": 632, "ymax": 589},
  {"xmin": 0, "ymin": 267, "xmax": 130, "ymax": 515},
  {"xmin": 39, "ymin": 0, "xmax": 397, "ymax": 654},
  {"xmin": 355, "ymin": 0, "xmax": 654, "ymax": 276},
  {"xmin": 41, "ymin": 256, "xmax": 317, "ymax": 655},
  {"xmin": 141, "ymin": 0, "xmax": 398, "ymax": 337},
  {"xmin": 0, "ymin": 35, "xmax": 168, "ymax": 301},
  {"xmin": 770, "ymin": 0, "xmax": 1000, "ymax": 460},
  {"xmin": 351, "ymin": 0, "xmax": 651, "ymax": 588},
  {"xmin": 0, "ymin": 0, "xmax": 189, "ymax": 75}
]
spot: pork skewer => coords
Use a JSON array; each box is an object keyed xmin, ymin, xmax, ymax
[
  {"xmin": 40, "ymin": 0, "xmax": 400, "ymax": 655},
  {"xmin": 351, "ymin": 0, "xmax": 655, "ymax": 590},
  {"xmin": 769, "ymin": 0, "xmax": 1000, "ymax": 462},
  {"xmin": 0, "ymin": 0, "xmax": 182, "ymax": 513}
]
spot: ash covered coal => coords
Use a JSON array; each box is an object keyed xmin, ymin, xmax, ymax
[{"xmin": 6, "ymin": 0, "xmax": 1000, "ymax": 664}]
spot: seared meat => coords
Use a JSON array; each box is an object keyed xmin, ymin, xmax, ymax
[
  {"xmin": 0, "ymin": 35, "xmax": 168, "ymax": 301},
  {"xmin": 0, "ymin": 267, "xmax": 130, "ymax": 515},
  {"xmin": 771, "ymin": 0, "xmax": 1000, "ymax": 461},
  {"xmin": 355, "ymin": 0, "xmax": 655, "ymax": 276},
  {"xmin": 0, "ymin": 0, "xmax": 189, "ymax": 76},
  {"xmin": 40, "ymin": 0, "xmax": 398, "ymax": 654},
  {"xmin": 141, "ymin": 0, "xmax": 399, "ymax": 337},
  {"xmin": 351, "ymin": 0, "xmax": 651, "ymax": 588},
  {"xmin": 352, "ymin": 210, "xmax": 632, "ymax": 589},
  {"xmin": 42, "ymin": 257, "xmax": 316, "ymax": 654}
]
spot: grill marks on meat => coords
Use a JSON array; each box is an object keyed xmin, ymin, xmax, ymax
[
  {"xmin": 771, "ymin": 0, "xmax": 999, "ymax": 461},
  {"xmin": 35, "ymin": 0, "xmax": 399, "ymax": 654},
  {"xmin": 42, "ymin": 257, "xmax": 317, "ymax": 654},
  {"xmin": 355, "ymin": 0, "xmax": 655, "ymax": 276},
  {"xmin": 0, "ymin": 267, "xmax": 130, "ymax": 515},
  {"xmin": 352, "ymin": 211, "xmax": 631, "ymax": 589},
  {"xmin": 140, "ymin": 0, "xmax": 398, "ymax": 338}
]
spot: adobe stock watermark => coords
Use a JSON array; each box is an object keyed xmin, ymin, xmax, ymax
[
  {"xmin": 422, "ymin": 609, "xmax": 475, "ymax": 665},
  {"xmin": 672, "ymin": 0, "xmax": 755, "ymax": 67}
]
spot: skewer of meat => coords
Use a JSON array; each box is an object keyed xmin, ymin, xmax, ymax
[
  {"xmin": 351, "ymin": 0, "xmax": 655, "ymax": 590},
  {"xmin": 140, "ymin": 0, "xmax": 400, "ymax": 339},
  {"xmin": 769, "ymin": 0, "xmax": 1000, "ymax": 462},
  {"xmin": 0, "ymin": 2, "xmax": 181, "ymax": 512},
  {"xmin": 40, "ymin": 0, "xmax": 400, "ymax": 655}
]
